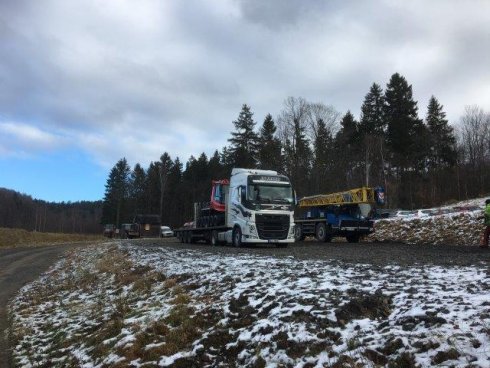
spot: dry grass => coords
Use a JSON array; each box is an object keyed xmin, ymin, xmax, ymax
[{"xmin": 0, "ymin": 227, "xmax": 104, "ymax": 248}]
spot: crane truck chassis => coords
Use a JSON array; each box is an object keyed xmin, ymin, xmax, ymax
[
  {"xmin": 294, "ymin": 187, "xmax": 385, "ymax": 243},
  {"xmin": 174, "ymin": 168, "xmax": 296, "ymax": 247}
]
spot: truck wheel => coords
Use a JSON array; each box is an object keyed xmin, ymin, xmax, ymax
[
  {"xmin": 232, "ymin": 226, "xmax": 242, "ymax": 247},
  {"xmin": 179, "ymin": 233, "xmax": 184, "ymax": 243},
  {"xmin": 294, "ymin": 225, "xmax": 305, "ymax": 242},
  {"xmin": 316, "ymin": 223, "xmax": 328, "ymax": 242},
  {"xmin": 211, "ymin": 230, "xmax": 219, "ymax": 246},
  {"xmin": 346, "ymin": 234, "xmax": 360, "ymax": 243}
]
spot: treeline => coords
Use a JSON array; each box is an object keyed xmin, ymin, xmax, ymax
[
  {"xmin": 102, "ymin": 73, "xmax": 490, "ymax": 228},
  {"xmin": 0, "ymin": 188, "xmax": 103, "ymax": 233}
]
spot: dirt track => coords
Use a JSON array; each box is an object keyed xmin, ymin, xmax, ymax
[
  {"xmin": 0, "ymin": 244, "xmax": 83, "ymax": 368},
  {"xmin": 137, "ymin": 238, "xmax": 490, "ymax": 266}
]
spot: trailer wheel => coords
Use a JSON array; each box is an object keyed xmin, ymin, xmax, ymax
[
  {"xmin": 316, "ymin": 223, "xmax": 328, "ymax": 242},
  {"xmin": 211, "ymin": 230, "xmax": 219, "ymax": 246},
  {"xmin": 346, "ymin": 234, "xmax": 360, "ymax": 243},
  {"xmin": 184, "ymin": 231, "xmax": 190, "ymax": 244},
  {"xmin": 294, "ymin": 224, "xmax": 305, "ymax": 242},
  {"xmin": 232, "ymin": 226, "xmax": 242, "ymax": 247}
]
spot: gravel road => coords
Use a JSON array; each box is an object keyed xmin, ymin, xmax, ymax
[
  {"xmin": 0, "ymin": 244, "xmax": 83, "ymax": 368},
  {"xmin": 137, "ymin": 238, "xmax": 490, "ymax": 266}
]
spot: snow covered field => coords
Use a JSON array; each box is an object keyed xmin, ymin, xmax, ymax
[{"xmin": 9, "ymin": 242, "xmax": 490, "ymax": 367}]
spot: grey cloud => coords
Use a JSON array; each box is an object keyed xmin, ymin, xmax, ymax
[{"xmin": 1, "ymin": 0, "xmax": 490, "ymax": 168}]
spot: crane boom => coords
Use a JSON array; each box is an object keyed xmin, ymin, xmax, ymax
[{"xmin": 298, "ymin": 187, "xmax": 381, "ymax": 207}]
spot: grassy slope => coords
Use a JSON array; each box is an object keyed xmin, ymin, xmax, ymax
[{"xmin": 0, "ymin": 227, "xmax": 103, "ymax": 248}]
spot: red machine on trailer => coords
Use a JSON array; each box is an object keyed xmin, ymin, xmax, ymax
[{"xmin": 195, "ymin": 179, "xmax": 229, "ymax": 228}]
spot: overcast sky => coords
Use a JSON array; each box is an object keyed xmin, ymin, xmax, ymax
[{"xmin": 1, "ymin": 0, "xmax": 490, "ymax": 201}]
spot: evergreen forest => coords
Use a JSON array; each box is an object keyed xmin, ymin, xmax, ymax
[
  {"xmin": 102, "ymin": 73, "xmax": 490, "ymax": 229},
  {"xmin": 0, "ymin": 187, "xmax": 103, "ymax": 233}
]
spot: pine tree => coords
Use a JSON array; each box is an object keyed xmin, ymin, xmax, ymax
[
  {"xmin": 101, "ymin": 158, "xmax": 130, "ymax": 226},
  {"xmin": 257, "ymin": 114, "xmax": 283, "ymax": 171},
  {"xmin": 228, "ymin": 104, "xmax": 259, "ymax": 168},
  {"xmin": 426, "ymin": 96, "xmax": 456, "ymax": 168}
]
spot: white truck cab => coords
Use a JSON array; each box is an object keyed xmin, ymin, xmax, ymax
[{"xmin": 220, "ymin": 168, "xmax": 296, "ymax": 246}]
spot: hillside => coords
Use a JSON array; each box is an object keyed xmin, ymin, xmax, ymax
[
  {"xmin": 367, "ymin": 198, "xmax": 487, "ymax": 246},
  {"xmin": 0, "ymin": 188, "xmax": 103, "ymax": 234}
]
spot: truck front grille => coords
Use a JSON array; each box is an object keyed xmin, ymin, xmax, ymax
[{"xmin": 255, "ymin": 214, "xmax": 290, "ymax": 240}]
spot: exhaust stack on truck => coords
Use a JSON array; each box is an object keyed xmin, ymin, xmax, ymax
[{"xmin": 175, "ymin": 168, "xmax": 296, "ymax": 247}]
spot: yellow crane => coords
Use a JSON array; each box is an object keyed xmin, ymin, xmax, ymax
[{"xmin": 298, "ymin": 187, "xmax": 382, "ymax": 207}]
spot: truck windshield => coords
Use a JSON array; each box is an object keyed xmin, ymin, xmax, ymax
[{"xmin": 247, "ymin": 184, "xmax": 293, "ymax": 204}]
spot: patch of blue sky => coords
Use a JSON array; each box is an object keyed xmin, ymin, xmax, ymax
[{"xmin": 0, "ymin": 148, "xmax": 105, "ymax": 202}]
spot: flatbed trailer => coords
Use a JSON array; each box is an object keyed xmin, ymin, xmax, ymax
[{"xmin": 174, "ymin": 225, "xmax": 230, "ymax": 246}]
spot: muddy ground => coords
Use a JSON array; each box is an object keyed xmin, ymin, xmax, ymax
[{"xmin": 138, "ymin": 238, "xmax": 490, "ymax": 266}]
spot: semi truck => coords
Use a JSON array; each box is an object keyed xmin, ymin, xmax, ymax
[
  {"xmin": 174, "ymin": 168, "xmax": 296, "ymax": 247},
  {"xmin": 294, "ymin": 187, "xmax": 385, "ymax": 243}
]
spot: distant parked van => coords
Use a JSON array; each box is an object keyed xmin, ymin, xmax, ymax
[{"xmin": 160, "ymin": 226, "xmax": 174, "ymax": 238}]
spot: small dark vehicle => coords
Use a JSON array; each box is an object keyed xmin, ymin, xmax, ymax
[
  {"xmin": 120, "ymin": 223, "xmax": 141, "ymax": 239},
  {"xmin": 103, "ymin": 224, "xmax": 116, "ymax": 238},
  {"xmin": 133, "ymin": 214, "xmax": 161, "ymax": 238}
]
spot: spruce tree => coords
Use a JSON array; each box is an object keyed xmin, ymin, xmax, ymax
[
  {"xmin": 359, "ymin": 83, "xmax": 386, "ymax": 187},
  {"xmin": 228, "ymin": 104, "xmax": 259, "ymax": 168},
  {"xmin": 383, "ymin": 73, "xmax": 427, "ymax": 170},
  {"xmin": 129, "ymin": 163, "xmax": 147, "ymax": 217},
  {"xmin": 101, "ymin": 158, "xmax": 130, "ymax": 226},
  {"xmin": 284, "ymin": 119, "xmax": 312, "ymax": 196},
  {"xmin": 359, "ymin": 83, "xmax": 385, "ymax": 135},
  {"xmin": 165, "ymin": 157, "xmax": 183, "ymax": 227},
  {"xmin": 146, "ymin": 162, "xmax": 161, "ymax": 215},
  {"xmin": 334, "ymin": 111, "xmax": 360, "ymax": 187},
  {"xmin": 426, "ymin": 96, "xmax": 456, "ymax": 168},
  {"xmin": 312, "ymin": 119, "xmax": 334, "ymax": 192},
  {"xmin": 257, "ymin": 114, "xmax": 283, "ymax": 171},
  {"xmin": 159, "ymin": 152, "xmax": 173, "ymax": 222}
]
